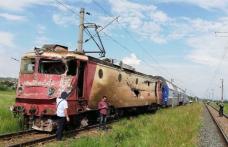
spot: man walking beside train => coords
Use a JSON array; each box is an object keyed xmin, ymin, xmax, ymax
[
  {"xmin": 98, "ymin": 96, "xmax": 109, "ymax": 130},
  {"xmin": 56, "ymin": 91, "xmax": 70, "ymax": 141}
]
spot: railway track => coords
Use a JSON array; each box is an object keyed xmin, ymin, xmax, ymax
[
  {"xmin": 0, "ymin": 121, "xmax": 115, "ymax": 147},
  {"xmin": 208, "ymin": 104, "xmax": 228, "ymax": 119},
  {"xmin": 205, "ymin": 104, "xmax": 228, "ymax": 144},
  {"xmin": 0, "ymin": 129, "xmax": 51, "ymax": 147},
  {"xmin": 0, "ymin": 130, "xmax": 36, "ymax": 140}
]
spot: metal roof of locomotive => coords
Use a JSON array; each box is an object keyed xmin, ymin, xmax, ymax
[
  {"xmin": 22, "ymin": 44, "xmax": 88, "ymax": 61},
  {"xmin": 88, "ymin": 55, "xmax": 157, "ymax": 79},
  {"xmin": 22, "ymin": 44, "xmax": 157, "ymax": 80}
]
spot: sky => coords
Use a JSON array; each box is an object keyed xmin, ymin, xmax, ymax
[{"xmin": 0, "ymin": 0, "xmax": 228, "ymax": 100}]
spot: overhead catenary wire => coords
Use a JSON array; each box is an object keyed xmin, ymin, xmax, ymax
[
  {"xmin": 91, "ymin": 0, "xmax": 169, "ymax": 75},
  {"xmin": 203, "ymin": 47, "xmax": 228, "ymax": 99},
  {"xmin": 91, "ymin": 0, "xmax": 187, "ymax": 88},
  {"xmin": 203, "ymin": 32, "xmax": 228, "ymax": 99},
  {"xmin": 54, "ymin": 0, "xmax": 159, "ymax": 74},
  {"xmin": 54, "ymin": 0, "xmax": 187, "ymax": 90},
  {"xmin": 54, "ymin": 0, "xmax": 97, "ymax": 43},
  {"xmin": 85, "ymin": 16, "xmax": 119, "ymax": 43}
]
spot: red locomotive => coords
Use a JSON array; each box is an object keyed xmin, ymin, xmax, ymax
[
  {"xmin": 12, "ymin": 8, "xmax": 187, "ymax": 131},
  {"xmin": 12, "ymin": 44, "xmax": 163, "ymax": 131}
]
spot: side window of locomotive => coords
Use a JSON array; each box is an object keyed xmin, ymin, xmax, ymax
[
  {"xmin": 39, "ymin": 59, "xmax": 66, "ymax": 75},
  {"xmin": 20, "ymin": 58, "xmax": 35, "ymax": 74},
  {"xmin": 98, "ymin": 69, "xmax": 103, "ymax": 79},
  {"xmin": 136, "ymin": 78, "xmax": 138, "ymax": 84},
  {"xmin": 66, "ymin": 59, "xmax": 77, "ymax": 76},
  {"xmin": 118, "ymin": 73, "xmax": 122, "ymax": 82}
]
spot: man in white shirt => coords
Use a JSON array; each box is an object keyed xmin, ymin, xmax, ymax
[{"xmin": 56, "ymin": 91, "xmax": 70, "ymax": 141}]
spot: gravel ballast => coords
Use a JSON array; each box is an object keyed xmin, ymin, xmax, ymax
[{"xmin": 199, "ymin": 106, "xmax": 227, "ymax": 147}]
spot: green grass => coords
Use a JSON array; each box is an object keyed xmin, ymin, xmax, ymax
[
  {"xmin": 48, "ymin": 103, "xmax": 203, "ymax": 147},
  {"xmin": 224, "ymin": 103, "xmax": 228, "ymax": 115},
  {"xmin": 0, "ymin": 90, "xmax": 22, "ymax": 134}
]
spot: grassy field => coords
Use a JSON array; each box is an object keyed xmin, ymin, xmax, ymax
[
  {"xmin": 0, "ymin": 90, "xmax": 22, "ymax": 134},
  {"xmin": 48, "ymin": 103, "xmax": 203, "ymax": 147},
  {"xmin": 224, "ymin": 103, "xmax": 228, "ymax": 115}
]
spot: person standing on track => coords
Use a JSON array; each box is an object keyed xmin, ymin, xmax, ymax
[
  {"xmin": 219, "ymin": 102, "xmax": 224, "ymax": 117},
  {"xmin": 56, "ymin": 91, "xmax": 70, "ymax": 141},
  {"xmin": 98, "ymin": 96, "xmax": 109, "ymax": 130}
]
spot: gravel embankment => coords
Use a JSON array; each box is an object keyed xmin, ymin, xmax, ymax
[{"xmin": 199, "ymin": 106, "xmax": 227, "ymax": 147}]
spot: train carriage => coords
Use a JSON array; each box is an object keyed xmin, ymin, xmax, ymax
[{"xmin": 154, "ymin": 76, "xmax": 188, "ymax": 107}]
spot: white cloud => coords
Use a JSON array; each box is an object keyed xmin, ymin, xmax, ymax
[
  {"xmin": 34, "ymin": 25, "xmax": 49, "ymax": 46},
  {"xmin": 177, "ymin": 17, "xmax": 228, "ymax": 67},
  {"xmin": 0, "ymin": 0, "xmax": 51, "ymax": 11},
  {"xmin": 52, "ymin": 13, "xmax": 78, "ymax": 27},
  {"xmin": 108, "ymin": 0, "xmax": 170, "ymax": 44},
  {"xmin": 51, "ymin": 1, "xmax": 80, "ymax": 27},
  {"xmin": 187, "ymin": 34, "xmax": 228, "ymax": 66},
  {"xmin": 0, "ymin": 52, "xmax": 20, "ymax": 78},
  {"xmin": 35, "ymin": 36, "xmax": 49, "ymax": 47},
  {"xmin": 122, "ymin": 53, "xmax": 141, "ymax": 66},
  {"xmin": 150, "ymin": 10, "xmax": 169, "ymax": 23},
  {"xmin": 157, "ymin": 0, "xmax": 228, "ymax": 11},
  {"xmin": 0, "ymin": 31, "xmax": 19, "ymax": 77},
  {"xmin": 0, "ymin": 13, "xmax": 26, "ymax": 21},
  {"xmin": 0, "ymin": 32, "xmax": 15, "ymax": 48},
  {"xmin": 37, "ymin": 25, "xmax": 46, "ymax": 34}
]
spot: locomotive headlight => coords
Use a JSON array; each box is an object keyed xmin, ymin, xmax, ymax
[
  {"xmin": 48, "ymin": 87, "xmax": 55, "ymax": 96},
  {"xmin": 18, "ymin": 86, "xmax": 23, "ymax": 94}
]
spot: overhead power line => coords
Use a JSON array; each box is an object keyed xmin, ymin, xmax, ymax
[
  {"xmin": 11, "ymin": 57, "xmax": 19, "ymax": 62},
  {"xmin": 91, "ymin": 0, "xmax": 187, "ymax": 87},
  {"xmin": 54, "ymin": 0, "xmax": 187, "ymax": 90}
]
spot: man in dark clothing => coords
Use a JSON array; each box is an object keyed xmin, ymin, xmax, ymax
[
  {"xmin": 98, "ymin": 96, "xmax": 108, "ymax": 130},
  {"xmin": 56, "ymin": 91, "xmax": 70, "ymax": 141},
  {"xmin": 219, "ymin": 102, "xmax": 224, "ymax": 117}
]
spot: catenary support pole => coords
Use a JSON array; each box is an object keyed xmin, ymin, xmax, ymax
[{"xmin": 77, "ymin": 8, "xmax": 85, "ymax": 53}]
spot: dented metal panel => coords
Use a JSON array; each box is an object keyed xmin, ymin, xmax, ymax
[{"xmin": 88, "ymin": 62, "xmax": 158, "ymax": 109}]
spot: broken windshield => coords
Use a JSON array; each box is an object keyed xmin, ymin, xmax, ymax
[
  {"xmin": 38, "ymin": 59, "xmax": 66, "ymax": 75},
  {"xmin": 20, "ymin": 58, "xmax": 35, "ymax": 74}
]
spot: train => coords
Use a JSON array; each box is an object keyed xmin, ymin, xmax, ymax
[
  {"xmin": 11, "ymin": 44, "xmax": 188, "ymax": 131},
  {"xmin": 11, "ymin": 8, "xmax": 188, "ymax": 132},
  {"xmin": 154, "ymin": 76, "xmax": 189, "ymax": 107}
]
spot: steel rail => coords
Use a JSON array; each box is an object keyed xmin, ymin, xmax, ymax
[
  {"xmin": 205, "ymin": 104, "xmax": 228, "ymax": 144},
  {"xmin": 7, "ymin": 120, "xmax": 117, "ymax": 147},
  {"xmin": 0, "ymin": 130, "xmax": 36, "ymax": 140}
]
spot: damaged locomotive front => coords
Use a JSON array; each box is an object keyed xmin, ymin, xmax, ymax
[{"xmin": 12, "ymin": 45, "xmax": 86, "ymax": 131}]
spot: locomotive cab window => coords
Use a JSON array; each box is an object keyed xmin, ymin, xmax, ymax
[
  {"xmin": 66, "ymin": 59, "xmax": 77, "ymax": 76},
  {"xmin": 38, "ymin": 59, "xmax": 66, "ymax": 75},
  {"xmin": 20, "ymin": 58, "xmax": 35, "ymax": 74}
]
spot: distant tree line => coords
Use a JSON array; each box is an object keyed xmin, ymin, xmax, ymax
[{"xmin": 0, "ymin": 78, "xmax": 17, "ymax": 91}]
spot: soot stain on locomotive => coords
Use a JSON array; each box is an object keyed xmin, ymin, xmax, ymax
[{"xmin": 88, "ymin": 64, "xmax": 158, "ymax": 109}]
